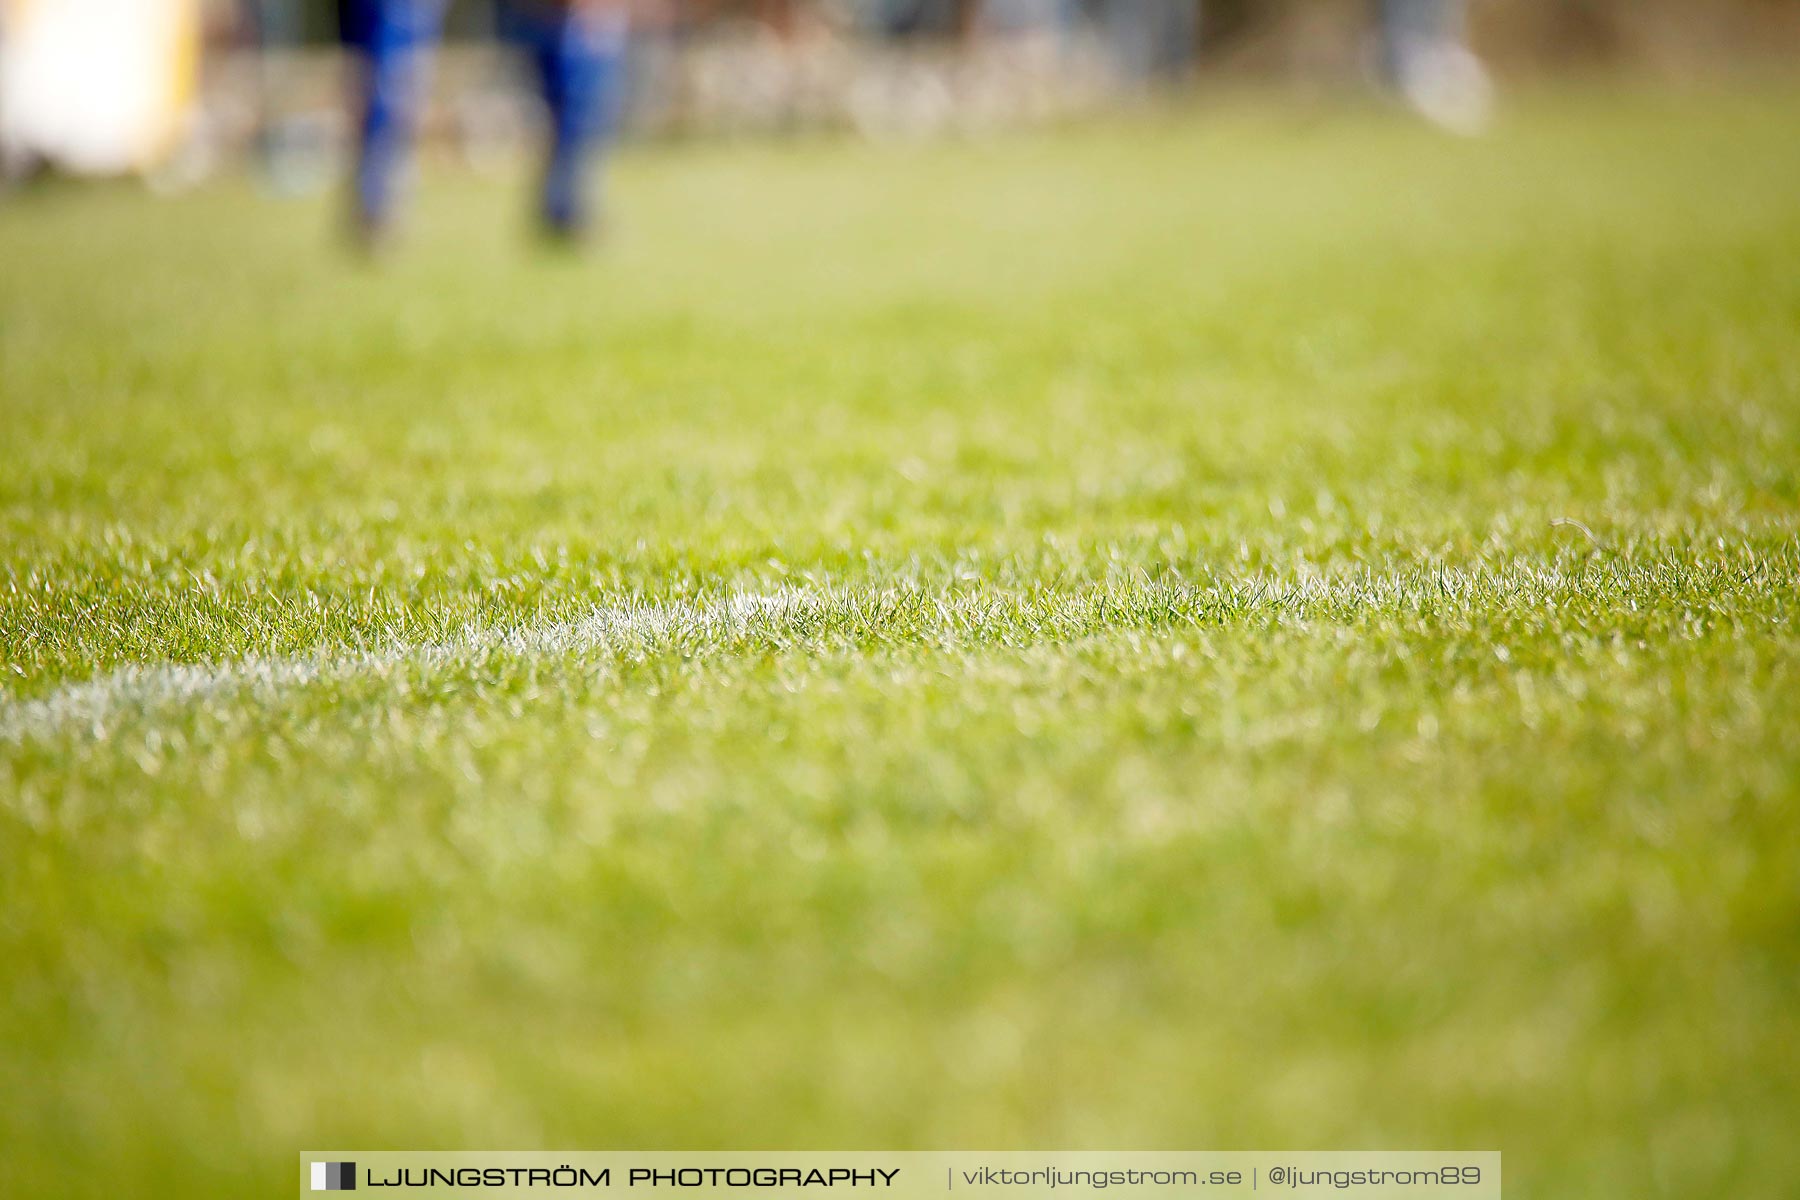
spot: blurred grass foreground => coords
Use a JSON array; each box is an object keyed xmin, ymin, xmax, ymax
[{"xmin": 3, "ymin": 68, "xmax": 1800, "ymax": 1200}]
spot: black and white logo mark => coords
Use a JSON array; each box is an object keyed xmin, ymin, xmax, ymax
[{"xmin": 311, "ymin": 1162, "xmax": 356, "ymax": 1191}]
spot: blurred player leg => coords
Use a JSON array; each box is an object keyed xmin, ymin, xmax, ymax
[
  {"xmin": 340, "ymin": 0, "xmax": 446, "ymax": 243},
  {"xmin": 507, "ymin": 0, "xmax": 629, "ymax": 241}
]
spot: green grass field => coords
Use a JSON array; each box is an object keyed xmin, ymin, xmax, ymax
[{"xmin": 3, "ymin": 80, "xmax": 1799, "ymax": 1198}]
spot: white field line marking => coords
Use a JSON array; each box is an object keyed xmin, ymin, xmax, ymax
[
  {"xmin": 0, "ymin": 587, "xmax": 840, "ymax": 744},
  {"xmin": 0, "ymin": 565, "xmax": 1587, "ymax": 744}
]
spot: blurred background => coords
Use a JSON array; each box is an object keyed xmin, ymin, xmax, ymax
[{"xmin": 3, "ymin": 0, "xmax": 1798, "ymax": 194}]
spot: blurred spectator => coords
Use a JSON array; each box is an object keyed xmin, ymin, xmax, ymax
[
  {"xmin": 856, "ymin": 0, "xmax": 1485, "ymax": 123},
  {"xmin": 1377, "ymin": 0, "xmax": 1492, "ymax": 132},
  {"xmin": 1091, "ymin": 0, "xmax": 1200, "ymax": 86}
]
